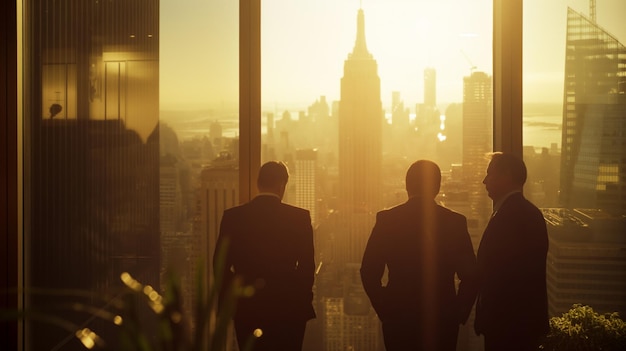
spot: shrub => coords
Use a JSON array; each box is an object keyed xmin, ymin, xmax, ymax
[{"xmin": 541, "ymin": 304, "xmax": 626, "ymax": 351}]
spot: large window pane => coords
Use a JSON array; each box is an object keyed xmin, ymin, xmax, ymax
[
  {"xmin": 262, "ymin": 2, "xmax": 492, "ymax": 350},
  {"xmin": 25, "ymin": 0, "xmax": 160, "ymax": 349},
  {"xmin": 159, "ymin": 0, "xmax": 239, "ymax": 340},
  {"xmin": 523, "ymin": 0, "xmax": 626, "ymax": 319},
  {"xmin": 21, "ymin": 0, "xmax": 240, "ymax": 349}
]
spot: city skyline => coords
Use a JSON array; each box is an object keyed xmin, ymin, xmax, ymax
[
  {"xmin": 11, "ymin": 0, "xmax": 626, "ymax": 350},
  {"xmin": 160, "ymin": 0, "xmax": 626, "ymax": 110}
]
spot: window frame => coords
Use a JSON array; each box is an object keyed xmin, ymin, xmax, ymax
[
  {"xmin": 2, "ymin": 0, "xmax": 523, "ymax": 348},
  {"xmin": 238, "ymin": 0, "xmax": 524, "ymax": 204}
]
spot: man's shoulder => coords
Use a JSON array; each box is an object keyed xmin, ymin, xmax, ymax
[
  {"xmin": 375, "ymin": 201, "xmax": 464, "ymax": 222},
  {"xmin": 279, "ymin": 202, "xmax": 310, "ymax": 215},
  {"xmin": 503, "ymin": 193, "xmax": 542, "ymax": 215},
  {"xmin": 376, "ymin": 202, "xmax": 407, "ymax": 217},
  {"xmin": 436, "ymin": 204, "xmax": 465, "ymax": 217},
  {"xmin": 223, "ymin": 203, "xmax": 248, "ymax": 215}
]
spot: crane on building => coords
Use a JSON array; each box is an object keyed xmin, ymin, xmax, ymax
[{"xmin": 590, "ymin": 0, "xmax": 596, "ymax": 22}]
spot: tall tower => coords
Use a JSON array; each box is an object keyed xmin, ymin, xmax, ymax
[
  {"xmin": 197, "ymin": 156, "xmax": 239, "ymax": 350},
  {"xmin": 338, "ymin": 8, "xmax": 383, "ymax": 216},
  {"xmin": 560, "ymin": 7, "xmax": 626, "ymax": 213},
  {"xmin": 199, "ymin": 156, "xmax": 239, "ymax": 280},
  {"xmin": 424, "ymin": 67, "xmax": 437, "ymax": 108},
  {"xmin": 462, "ymin": 71, "xmax": 493, "ymax": 248},
  {"xmin": 295, "ymin": 149, "xmax": 318, "ymax": 224},
  {"xmin": 542, "ymin": 6, "xmax": 626, "ymax": 326},
  {"xmin": 322, "ymin": 8, "xmax": 383, "ymax": 351}
]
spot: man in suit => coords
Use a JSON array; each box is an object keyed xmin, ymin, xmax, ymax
[
  {"xmin": 474, "ymin": 152, "xmax": 549, "ymax": 351},
  {"xmin": 214, "ymin": 161, "xmax": 316, "ymax": 351},
  {"xmin": 361, "ymin": 160, "xmax": 478, "ymax": 351}
]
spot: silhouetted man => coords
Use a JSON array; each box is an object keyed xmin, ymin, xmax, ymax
[
  {"xmin": 214, "ymin": 161, "xmax": 316, "ymax": 351},
  {"xmin": 474, "ymin": 152, "xmax": 549, "ymax": 351},
  {"xmin": 361, "ymin": 160, "xmax": 478, "ymax": 351}
]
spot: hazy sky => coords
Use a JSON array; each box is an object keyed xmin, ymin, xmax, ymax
[{"xmin": 160, "ymin": 0, "xmax": 626, "ymax": 111}]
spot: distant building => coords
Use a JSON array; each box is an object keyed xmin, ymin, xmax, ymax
[
  {"xmin": 295, "ymin": 149, "xmax": 318, "ymax": 224},
  {"xmin": 424, "ymin": 67, "xmax": 437, "ymax": 108},
  {"xmin": 391, "ymin": 91, "xmax": 410, "ymax": 128},
  {"xmin": 542, "ymin": 208, "xmax": 626, "ymax": 317},
  {"xmin": 462, "ymin": 71, "xmax": 493, "ymax": 248},
  {"xmin": 266, "ymin": 112, "xmax": 275, "ymax": 140},
  {"xmin": 338, "ymin": 8, "xmax": 383, "ymax": 215},
  {"xmin": 308, "ymin": 96, "xmax": 330, "ymax": 121},
  {"xmin": 559, "ymin": 7, "xmax": 626, "ymax": 213},
  {"xmin": 160, "ymin": 154, "xmax": 184, "ymax": 233},
  {"xmin": 322, "ymin": 297, "xmax": 381, "ymax": 351},
  {"xmin": 160, "ymin": 153, "xmax": 198, "ymax": 327},
  {"xmin": 160, "ymin": 230, "xmax": 199, "ymax": 330},
  {"xmin": 198, "ymin": 155, "xmax": 238, "ymax": 282},
  {"xmin": 318, "ymin": 7, "xmax": 384, "ymax": 351},
  {"xmin": 197, "ymin": 155, "xmax": 239, "ymax": 351}
]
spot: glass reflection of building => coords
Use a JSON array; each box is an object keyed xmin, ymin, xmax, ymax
[
  {"xmin": 560, "ymin": 7, "xmax": 626, "ymax": 213},
  {"xmin": 544, "ymin": 6, "xmax": 626, "ymax": 320},
  {"xmin": 27, "ymin": 0, "xmax": 160, "ymax": 349}
]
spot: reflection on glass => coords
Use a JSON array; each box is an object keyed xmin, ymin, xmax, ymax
[
  {"xmin": 523, "ymin": 0, "xmax": 626, "ymax": 320},
  {"xmin": 26, "ymin": 0, "xmax": 160, "ymax": 349},
  {"xmin": 42, "ymin": 64, "xmax": 77, "ymax": 119}
]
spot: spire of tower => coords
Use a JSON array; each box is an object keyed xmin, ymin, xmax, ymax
[{"xmin": 351, "ymin": 9, "xmax": 370, "ymax": 58}]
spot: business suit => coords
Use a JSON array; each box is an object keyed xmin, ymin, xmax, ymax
[
  {"xmin": 474, "ymin": 192, "xmax": 549, "ymax": 351},
  {"xmin": 361, "ymin": 197, "xmax": 478, "ymax": 351},
  {"xmin": 214, "ymin": 194, "xmax": 316, "ymax": 351}
]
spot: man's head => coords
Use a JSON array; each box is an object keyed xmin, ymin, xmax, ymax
[
  {"xmin": 257, "ymin": 161, "xmax": 289, "ymax": 199},
  {"xmin": 482, "ymin": 152, "xmax": 527, "ymax": 202},
  {"xmin": 405, "ymin": 160, "xmax": 441, "ymax": 199}
]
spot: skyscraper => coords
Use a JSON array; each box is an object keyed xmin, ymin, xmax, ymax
[
  {"xmin": 197, "ymin": 155, "xmax": 239, "ymax": 351},
  {"xmin": 541, "ymin": 5, "xmax": 626, "ymax": 322},
  {"xmin": 542, "ymin": 208, "xmax": 626, "ymax": 317},
  {"xmin": 560, "ymin": 7, "xmax": 626, "ymax": 213},
  {"xmin": 198, "ymin": 155, "xmax": 238, "ymax": 286},
  {"xmin": 391, "ymin": 91, "xmax": 410, "ymax": 128},
  {"xmin": 295, "ymin": 148, "xmax": 318, "ymax": 224},
  {"xmin": 338, "ymin": 8, "xmax": 383, "ymax": 216},
  {"xmin": 462, "ymin": 71, "xmax": 493, "ymax": 247},
  {"xmin": 317, "ymin": 8, "xmax": 383, "ymax": 351},
  {"xmin": 424, "ymin": 67, "xmax": 437, "ymax": 108}
]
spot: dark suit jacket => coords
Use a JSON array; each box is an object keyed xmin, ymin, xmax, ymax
[
  {"xmin": 360, "ymin": 197, "xmax": 478, "ymax": 327},
  {"xmin": 214, "ymin": 195, "xmax": 316, "ymax": 323},
  {"xmin": 474, "ymin": 192, "xmax": 549, "ymax": 338}
]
